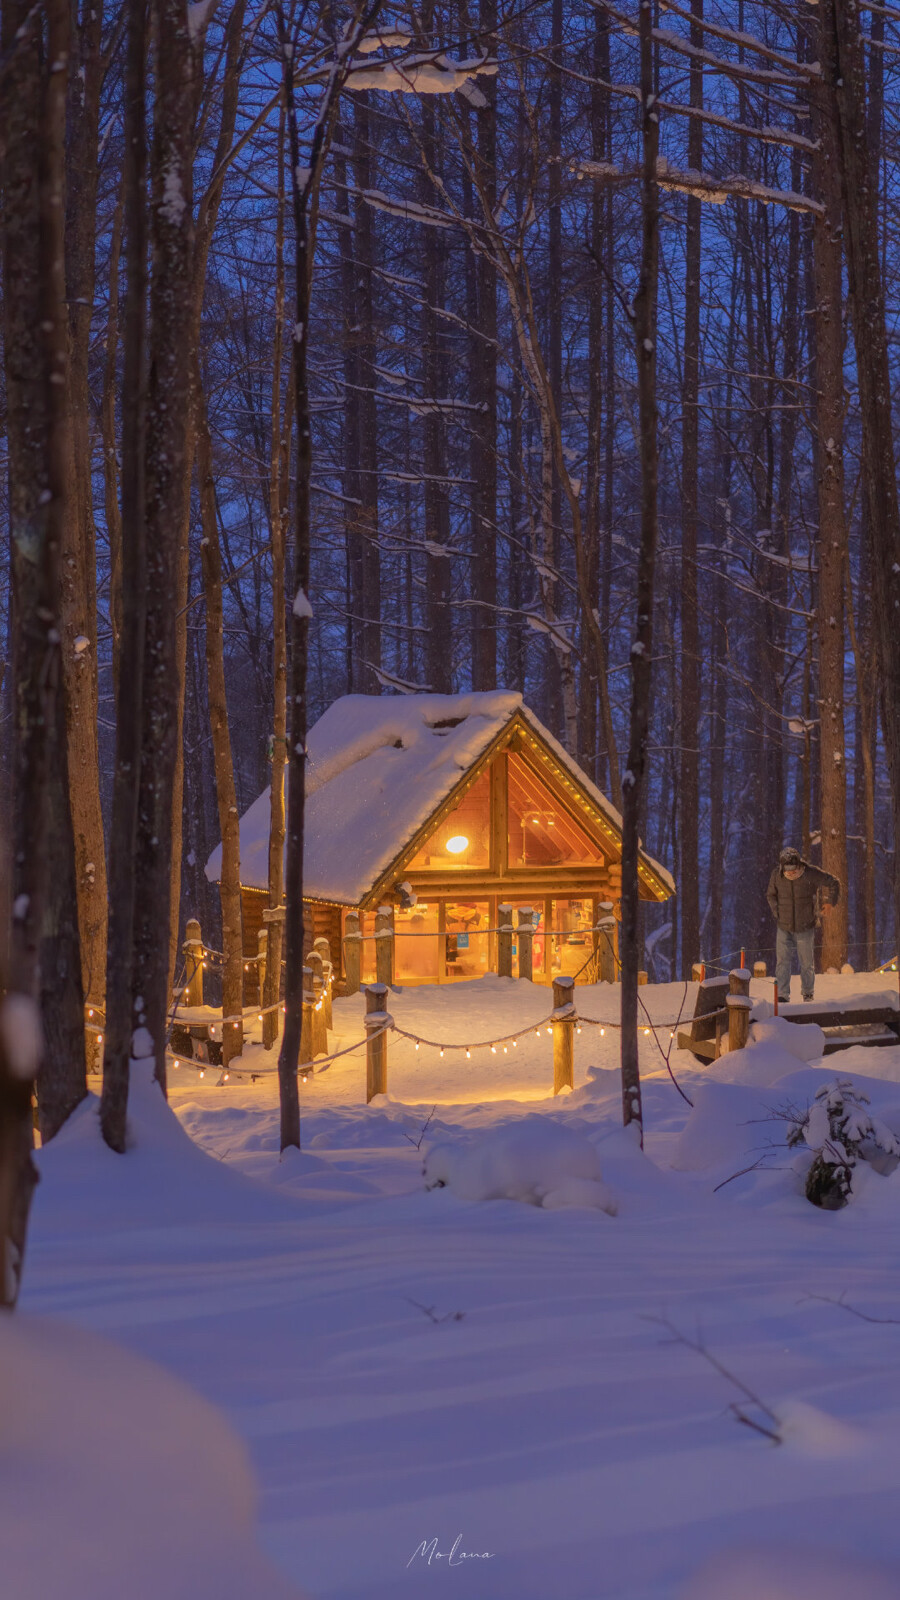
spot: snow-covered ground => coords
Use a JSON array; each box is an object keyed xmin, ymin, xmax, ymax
[{"xmin": 20, "ymin": 972, "xmax": 900, "ymax": 1599}]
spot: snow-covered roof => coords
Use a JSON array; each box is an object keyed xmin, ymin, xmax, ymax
[{"xmin": 206, "ymin": 691, "xmax": 675, "ymax": 903}]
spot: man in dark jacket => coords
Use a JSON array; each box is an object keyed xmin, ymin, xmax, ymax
[{"xmin": 767, "ymin": 846, "xmax": 841, "ymax": 1003}]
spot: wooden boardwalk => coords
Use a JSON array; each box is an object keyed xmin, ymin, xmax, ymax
[
  {"xmin": 678, "ymin": 980, "xmax": 900, "ymax": 1061},
  {"xmin": 781, "ymin": 1002, "xmax": 900, "ymax": 1054}
]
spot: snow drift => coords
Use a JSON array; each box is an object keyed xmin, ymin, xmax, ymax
[
  {"xmin": 423, "ymin": 1116, "xmax": 617, "ymax": 1212},
  {"xmin": 0, "ymin": 1315, "xmax": 306, "ymax": 1600}
]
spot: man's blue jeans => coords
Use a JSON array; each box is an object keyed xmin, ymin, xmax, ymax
[{"xmin": 776, "ymin": 926, "xmax": 815, "ymax": 1001}]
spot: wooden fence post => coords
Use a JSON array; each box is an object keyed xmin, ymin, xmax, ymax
[
  {"xmin": 300, "ymin": 966, "xmax": 314, "ymax": 1065},
  {"xmin": 375, "ymin": 904, "xmax": 394, "ymax": 988},
  {"xmin": 552, "ymin": 974, "xmax": 575, "ymax": 1094},
  {"xmin": 257, "ymin": 928, "xmax": 267, "ymax": 1009},
  {"xmin": 638, "ymin": 970, "xmax": 648, "ymax": 987},
  {"xmin": 753, "ymin": 960, "xmax": 767, "ymax": 979},
  {"xmin": 307, "ymin": 952, "xmax": 327, "ymax": 1055},
  {"xmin": 261, "ymin": 905, "xmax": 285, "ymax": 1050},
  {"xmin": 498, "ymin": 902, "xmax": 513, "ymax": 978},
  {"xmin": 343, "ymin": 912, "xmax": 361, "ymax": 996},
  {"xmin": 691, "ymin": 962, "xmax": 705, "ymax": 983},
  {"xmin": 365, "ymin": 982, "xmax": 390, "ymax": 1101},
  {"xmin": 726, "ymin": 966, "xmax": 752, "ymax": 1053},
  {"xmin": 182, "ymin": 918, "xmax": 204, "ymax": 1007},
  {"xmin": 313, "ymin": 936, "xmax": 333, "ymax": 1028},
  {"xmin": 596, "ymin": 902, "xmax": 617, "ymax": 983},
  {"xmin": 516, "ymin": 906, "xmax": 534, "ymax": 980},
  {"xmin": 727, "ymin": 994, "xmax": 751, "ymax": 1052}
]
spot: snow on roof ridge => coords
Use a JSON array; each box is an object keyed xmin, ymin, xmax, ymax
[{"xmin": 305, "ymin": 690, "xmax": 521, "ymax": 798}]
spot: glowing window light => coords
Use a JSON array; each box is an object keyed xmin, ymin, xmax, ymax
[{"xmin": 445, "ymin": 834, "xmax": 469, "ymax": 855}]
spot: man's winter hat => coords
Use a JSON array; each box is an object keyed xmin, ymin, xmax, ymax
[{"xmin": 780, "ymin": 846, "xmax": 802, "ymax": 868}]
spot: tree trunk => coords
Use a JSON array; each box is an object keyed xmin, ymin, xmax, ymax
[
  {"xmin": 101, "ymin": 0, "xmax": 149, "ymax": 1151},
  {"xmin": 620, "ymin": 0, "xmax": 659, "ymax": 1142},
  {"xmin": 195, "ymin": 368, "xmax": 244, "ymax": 1064},
  {"xmin": 102, "ymin": 180, "xmax": 125, "ymax": 677},
  {"xmin": 130, "ymin": 0, "xmax": 195, "ymax": 1094},
  {"xmin": 1, "ymin": 0, "xmax": 80, "ymax": 1281},
  {"xmin": 350, "ymin": 93, "xmax": 381, "ymax": 693},
  {"xmin": 421, "ymin": 65, "xmax": 452, "ymax": 693},
  {"xmin": 830, "ymin": 0, "xmax": 900, "ymax": 951},
  {"xmin": 810, "ymin": 15, "xmax": 849, "ymax": 970},
  {"xmin": 470, "ymin": 0, "xmax": 498, "ymax": 690},
  {"xmin": 678, "ymin": 0, "xmax": 703, "ymax": 979},
  {"xmin": 61, "ymin": 0, "xmax": 109, "ymax": 1011},
  {"xmin": 264, "ymin": 113, "xmax": 289, "ymax": 1053}
]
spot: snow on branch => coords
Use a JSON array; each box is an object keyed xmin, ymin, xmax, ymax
[
  {"xmin": 601, "ymin": 3, "xmax": 810, "ymax": 87},
  {"xmin": 345, "ymin": 49, "xmax": 498, "ymax": 95},
  {"xmin": 572, "ymin": 157, "xmax": 824, "ymax": 216},
  {"xmin": 359, "ymin": 186, "xmax": 457, "ymax": 229},
  {"xmin": 657, "ymin": 0, "xmax": 821, "ymax": 77}
]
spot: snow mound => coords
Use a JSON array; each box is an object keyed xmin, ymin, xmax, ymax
[
  {"xmin": 0, "ymin": 1315, "xmax": 306, "ymax": 1600},
  {"xmin": 671, "ymin": 1079, "xmax": 780, "ymax": 1175},
  {"xmin": 682, "ymin": 1544, "xmax": 897, "ymax": 1599},
  {"xmin": 751, "ymin": 1015, "xmax": 826, "ymax": 1062},
  {"xmin": 423, "ymin": 1117, "xmax": 617, "ymax": 1212},
  {"xmin": 704, "ymin": 1020, "xmax": 825, "ymax": 1088},
  {"xmin": 776, "ymin": 1398, "xmax": 868, "ymax": 1459},
  {"xmin": 32, "ymin": 1063, "xmax": 303, "ymax": 1235}
]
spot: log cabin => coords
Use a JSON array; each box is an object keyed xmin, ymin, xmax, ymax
[{"xmin": 206, "ymin": 691, "xmax": 675, "ymax": 990}]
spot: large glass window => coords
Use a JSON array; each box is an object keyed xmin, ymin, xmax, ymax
[
  {"xmin": 507, "ymin": 752, "xmax": 604, "ymax": 868},
  {"xmin": 444, "ymin": 900, "xmax": 490, "ymax": 981},
  {"xmin": 394, "ymin": 902, "xmax": 440, "ymax": 984},
  {"xmin": 551, "ymin": 898, "xmax": 595, "ymax": 978},
  {"xmin": 406, "ymin": 769, "xmax": 491, "ymax": 871}
]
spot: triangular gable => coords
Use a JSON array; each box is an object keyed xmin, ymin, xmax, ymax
[
  {"xmin": 209, "ymin": 694, "xmax": 675, "ymax": 905},
  {"xmin": 364, "ymin": 710, "xmax": 674, "ymax": 905}
]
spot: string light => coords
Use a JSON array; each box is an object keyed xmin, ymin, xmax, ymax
[
  {"xmin": 466, "ymin": 1048, "xmax": 471, "ymax": 1058},
  {"xmin": 88, "ymin": 1008, "xmax": 94, "ymax": 1018},
  {"xmin": 491, "ymin": 1044, "xmax": 496, "ymax": 1053}
]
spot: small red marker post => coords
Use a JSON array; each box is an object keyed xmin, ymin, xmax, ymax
[
  {"xmin": 773, "ymin": 978, "xmax": 779, "ymax": 1017},
  {"xmin": 740, "ymin": 947, "xmax": 746, "ymax": 971}
]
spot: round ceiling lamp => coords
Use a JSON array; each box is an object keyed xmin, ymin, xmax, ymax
[{"xmin": 445, "ymin": 834, "xmax": 469, "ymax": 855}]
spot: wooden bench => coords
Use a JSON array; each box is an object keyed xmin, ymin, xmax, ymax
[{"xmin": 677, "ymin": 976, "xmax": 731, "ymax": 1062}]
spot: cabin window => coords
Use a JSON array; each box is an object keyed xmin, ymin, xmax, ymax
[
  {"xmin": 394, "ymin": 902, "xmax": 440, "ymax": 983},
  {"xmin": 507, "ymin": 752, "xmax": 604, "ymax": 868},
  {"xmin": 405, "ymin": 769, "xmax": 491, "ymax": 871},
  {"xmin": 550, "ymin": 898, "xmax": 595, "ymax": 978},
  {"xmin": 443, "ymin": 900, "xmax": 490, "ymax": 981}
]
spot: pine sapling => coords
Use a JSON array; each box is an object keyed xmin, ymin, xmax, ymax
[{"xmin": 787, "ymin": 1078, "xmax": 900, "ymax": 1209}]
